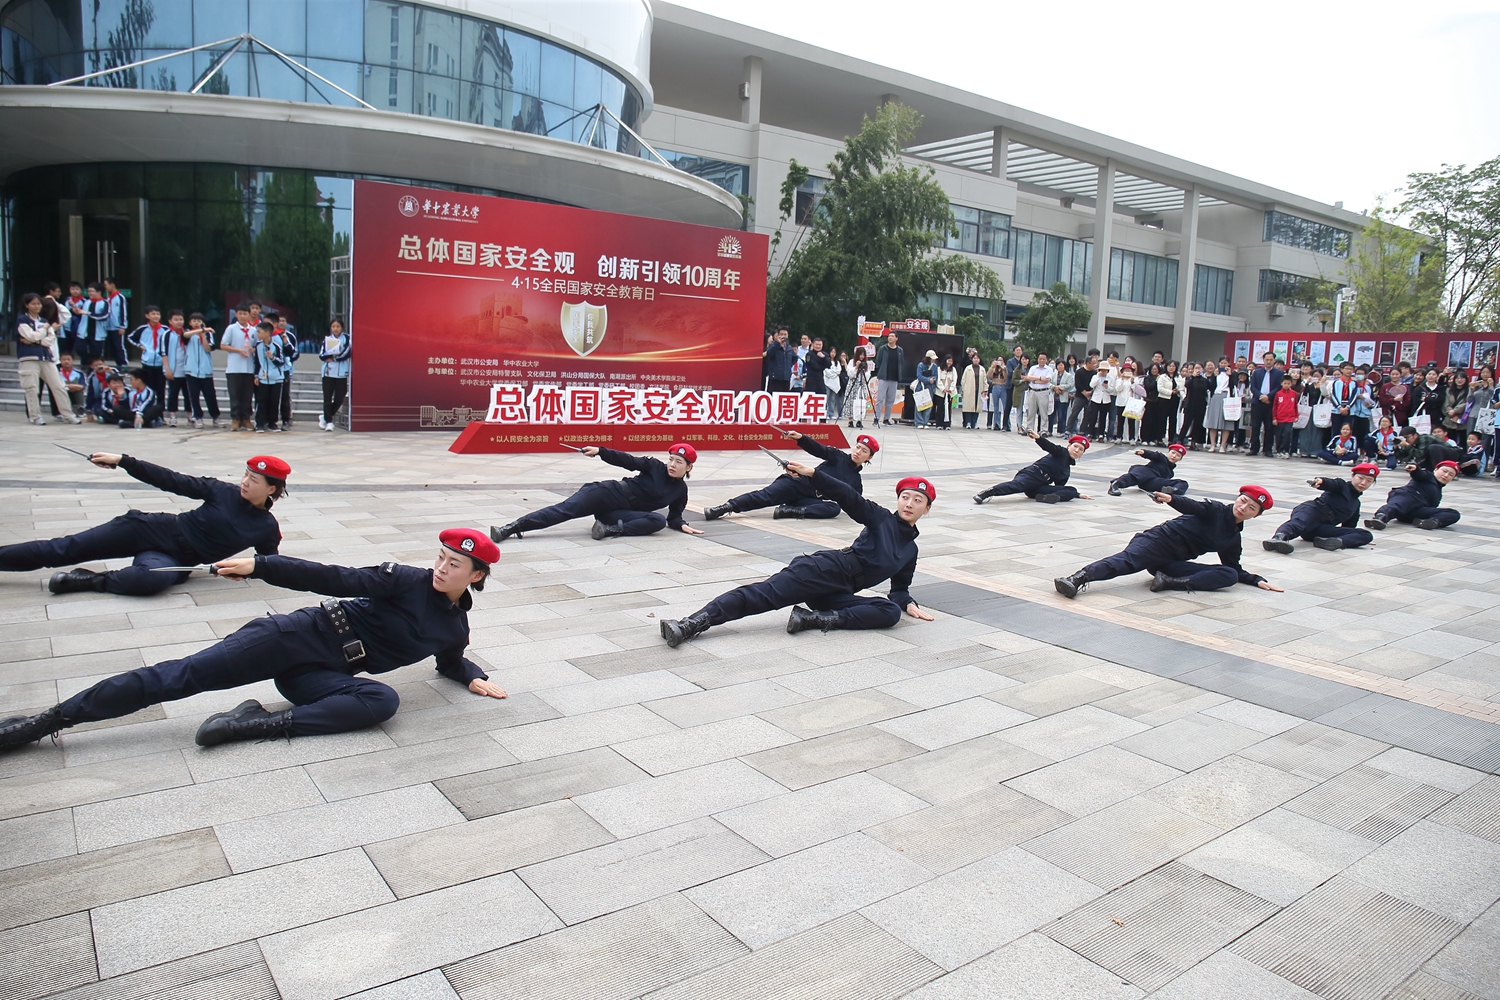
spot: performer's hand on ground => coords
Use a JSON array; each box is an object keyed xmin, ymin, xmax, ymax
[
  {"xmin": 1135, "ymin": 449, "xmax": 1145, "ymax": 456},
  {"xmin": 1078, "ymin": 493, "xmax": 1093, "ymax": 500},
  {"xmin": 581, "ymin": 446, "xmax": 600, "ymax": 457},
  {"xmin": 781, "ymin": 429, "xmax": 802, "ymax": 440},
  {"xmin": 469, "ymin": 678, "xmax": 508, "ymax": 699},
  {"xmin": 785, "ymin": 461, "xmax": 815, "ymax": 478},
  {"xmin": 1151, "ymin": 491, "xmax": 1173, "ymax": 504},
  {"xmin": 1258, "ymin": 581, "xmax": 1284, "ymax": 593},
  {"xmin": 90, "ymin": 453, "xmax": 122, "ymax": 468},
  {"xmin": 906, "ymin": 603, "xmax": 934, "ymax": 621},
  {"xmin": 214, "ymin": 557, "xmax": 256, "ymax": 580},
  {"xmin": 1027, "ymin": 430, "xmax": 1039, "ymax": 439},
  {"xmin": 679, "ymin": 524, "xmax": 704, "ymax": 535}
]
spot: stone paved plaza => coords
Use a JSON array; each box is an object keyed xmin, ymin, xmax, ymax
[{"xmin": 2, "ymin": 413, "xmax": 1499, "ymax": 1000}]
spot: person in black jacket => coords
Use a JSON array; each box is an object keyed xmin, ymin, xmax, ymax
[
  {"xmin": 1263, "ymin": 465, "xmax": 1378, "ymax": 553},
  {"xmin": 0, "ymin": 453, "xmax": 286, "ymax": 596},
  {"xmin": 763, "ymin": 328, "xmax": 793, "ymax": 393},
  {"xmin": 704, "ymin": 430, "xmax": 877, "ymax": 520},
  {"xmin": 490, "ymin": 443, "xmax": 704, "ymax": 542},
  {"xmin": 1055, "ymin": 485, "xmax": 1283, "ymax": 596},
  {"xmin": 1108, "ymin": 443, "xmax": 1188, "ymax": 496},
  {"xmin": 0, "ymin": 529, "xmax": 508, "ymax": 751},
  {"xmin": 1366, "ymin": 460, "xmax": 1461, "ymax": 530},
  {"xmin": 974, "ymin": 432, "xmax": 1092, "ymax": 504},
  {"xmin": 659, "ymin": 470, "xmax": 937, "ymax": 646}
]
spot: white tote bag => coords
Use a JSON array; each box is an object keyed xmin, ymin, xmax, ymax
[
  {"xmin": 1122, "ymin": 396, "xmax": 1146, "ymax": 421},
  {"xmin": 823, "ymin": 366, "xmax": 841, "ymax": 394},
  {"xmin": 1221, "ymin": 395, "xmax": 1242, "ymax": 422},
  {"xmin": 912, "ymin": 387, "xmax": 933, "ymax": 411},
  {"xmin": 1294, "ymin": 401, "xmax": 1311, "ymax": 430},
  {"xmin": 1312, "ymin": 401, "xmax": 1333, "ymax": 428},
  {"xmin": 1412, "ymin": 413, "xmax": 1432, "ymax": 434}
]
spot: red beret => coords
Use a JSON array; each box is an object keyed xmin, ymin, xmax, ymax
[
  {"xmin": 1351, "ymin": 462, "xmax": 1380, "ymax": 477},
  {"xmin": 1168, "ymin": 443, "xmax": 1187, "ymax": 454},
  {"xmin": 440, "ymin": 527, "xmax": 500, "ymax": 565},
  {"xmin": 669, "ymin": 442, "xmax": 697, "ymax": 464},
  {"xmin": 856, "ymin": 434, "xmax": 880, "ymax": 454},
  {"xmin": 896, "ymin": 476, "xmax": 936, "ymax": 502},
  {"xmin": 246, "ymin": 455, "xmax": 290, "ymax": 480},
  {"xmin": 1239, "ymin": 484, "xmax": 1273, "ymax": 510},
  {"xmin": 1435, "ymin": 460, "xmax": 1459, "ymax": 471},
  {"xmin": 1068, "ymin": 435, "xmax": 1090, "ymax": 449}
]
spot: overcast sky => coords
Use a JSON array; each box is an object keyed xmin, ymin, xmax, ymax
[{"xmin": 668, "ymin": 0, "xmax": 1500, "ymax": 215}]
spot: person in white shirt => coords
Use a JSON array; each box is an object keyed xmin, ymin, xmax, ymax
[
  {"xmin": 219, "ymin": 305, "xmax": 258, "ymax": 431},
  {"xmin": 1022, "ymin": 352, "xmax": 1058, "ymax": 435}
]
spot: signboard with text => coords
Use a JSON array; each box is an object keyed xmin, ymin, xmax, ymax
[{"xmin": 349, "ymin": 180, "xmax": 769, "ymax": 431}]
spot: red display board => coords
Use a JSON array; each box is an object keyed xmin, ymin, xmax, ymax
[
  {"xmin": 349, "ymin": 180, "xmax": 769, "ymax": 431},
  {"xmin": 1222, "ymin": 332, "xmax": 1497, "ymax": 374},
  {"xmin": 450, "ymin": 422, "xmax": 850, "ymax": 455}
]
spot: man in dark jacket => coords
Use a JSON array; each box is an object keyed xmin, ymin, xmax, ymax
[
  {"xmin": 975, "ymin": 432, "xmax": 1091, "ymax": 504},
  {"xmin": 873, "ymin": 331, "xmax": 905, "ymax": 425},
  {"xmin": 1263, "ymin": 464, "xmax": 1378, "ymax": 553},
  {"xmin": 803, "ymin": 337, "xmax": 831, "ymax": 397},
  {"xmin": 1366, "ymin": 461, "xmax": 1461, "ymax": 530},
  {"xmin": 1109, "ymin": 443, "xmax": 1188, "ymax": 496},
  {"xmin": 1055, "ymin": 485, "xmax": 1283, "ymax": 596},
  {"xmin": 1248, "ymin": 351, "xmax": 1284, "ymax": 457},
  {"xmin": 660, "ymin": 471, "xmax": 936, "ymax": 646},
  {"xmin": 763, "ymin": 328, "xmax": 793, "ymax": 393},
  {"xmin": 705, "ymin": 430, "xmax": 876, "ymax": 520}
]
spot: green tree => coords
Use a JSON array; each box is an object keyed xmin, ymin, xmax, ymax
[
  {"xmin": 255, "ymin": 171, "xmax": 337, "ymax": 336},
  {"xmin": 1013, "ymin": 282, "xmax": 1090, "ymax": 361},
  {"xmin": 1345, "ymin": 206, "xmax": 1442, "ymax": 332},
  {"xmin": 766, "ymin": 103, "xmax": 1004, "ymax": 349},
  {"xmin": 1398, "ymin": 157, "xmax": 1500, "ymax": 330}
]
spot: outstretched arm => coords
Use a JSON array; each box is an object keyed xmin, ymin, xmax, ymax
[
  {"xmin": 1164, "ymin": 493, "xmax": 1214, "ymax": 517},
  {"xmin": 806, "ymin": 466, "xmax": 883, "ymax": 525},
  {"xmin": 595, "ymin": 447, "xmax": 652, "ymax": 472},
  {"xmin": 795, "ymin": 433, "xmax": 838, "ymax": 462},
  {"xmin": 112, "ymin": 455, "xmax": 221, "ymax": 501},
  {"xmin": 227, "ymin": 554, "xmax": 411, "ymax": 598}
]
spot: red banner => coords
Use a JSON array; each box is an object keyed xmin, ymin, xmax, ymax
[
  {"xmin": 349, "ymin": 180, "xmax": 769, "ymax": 431},
  {"xmin": 450, "ymin": 422, "xmax": 850, "ymax": 454}
]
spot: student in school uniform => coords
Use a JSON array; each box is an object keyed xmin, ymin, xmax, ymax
[
  {"xmin": 62, "ymin": 282, "xmax": 86, "ymax": 359},
  {"xmin": 269, "ymin": 312, "xmax": 299, "ymax": 428},
  {"xmin": 113, "ymin": 370, "xmax": 162, "ymax": 429},
  {"xmin": 162, "ymin": 310, "xmax": 190, "ymax": 426},
  {"xmin": 55, "ymin": 353, "xmax": 87, "ymax": 417},
  {"xmin": 252, "ymin": 320, "xmax": 285, "ymax": 433},
  {"xmin": 97, "ymin": 372, "xmax": 129, "ymax": 424},
  {"xmin": 102, "ymin": 278, "xmax": 129, "ymax": 368},
  {"xmin": 127, "ymin": 305, "xmax": 169, "ymax": 403},
  {"xmin": 79, "ymin": 283, "xmax": 111, "ymax": 367},
  {"xmin": 83, "ymin": 358, "xmax": 116, "ymax": 422},
  {"xmin": 220, "ymin": 304, "xmax": 257, "ymax": 431},
  {"xmin": 181, "ymin": 312, "xmax": 223, "ymax": 427},
  {"xmin": 319, "ymin": 318, "xmax": 351, "ymax": 431}
]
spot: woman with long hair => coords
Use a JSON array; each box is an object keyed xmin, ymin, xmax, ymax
[
  {"xmin": 843, "ymin": 346, "xmax": 873, "ymax": 428},
  {"xmin": 1442, "ymin": 370, "xmax": 1471, "ymax": 436},
  {"xmin": 1141, "ymin": 362, "xmax": 1168, "ymax": 445},
  {"xmin": 1164, "ymin": 360, "xmax": 1184, "ymax": 444},
  {"xmin": 935, "ymin": 355, "xmax": 957, "ymax": 429},
  {"xmin": 987, "ymin": 356, "xmax": 1007, "ymax": 429},
  {"xmin": 1204, "ymin": 362, "xmax": 1233, "ymax": 453}
]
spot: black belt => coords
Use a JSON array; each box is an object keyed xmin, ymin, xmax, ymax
[{"xmin": 321, "ymin": 599, "xmax": 367, "ymax": 664}]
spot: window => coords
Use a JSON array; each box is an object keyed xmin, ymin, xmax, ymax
[
  {"xmin": 1263, "ymin": 211, "xmax": 1350, "ymax": 258},
  {"xmin": 1011, "ymin": 228, "xmax": 1091, "ymax": 295},
  {"xmin": 1108, "ymin": 248, "xmax": 1178, "ymax": 307},
  {"xmin": 1192, "ymin": 264, "xmax": 1234, "ymax": 315},
  {"xmin": 917, "ymin": 292, "xmax": 1001, "ymax": 332},
  {"xmin": 794, "ymin": 176, "xmax": 827, "ymax": 226},
  {"xmin": 1257, "ymin": 269, "xmax": 1323, "ymax": 306},
  {"xmin": 643, "ymin": 149, "xmax": 749, "ymax": 198},
  {"xmin": 944, "ymin": 205, "xmax": 1011, "ymax": 257}
]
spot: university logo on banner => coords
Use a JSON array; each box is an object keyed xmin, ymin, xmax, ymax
[{"xmin": 561, "ymin": 301, "xmax": 608, "ymax": 357}]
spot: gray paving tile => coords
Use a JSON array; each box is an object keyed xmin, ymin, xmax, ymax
[
  {"xmin": 0, "ymin": 808, "xmax": 77, "ymax": 873},
  {"xmin": 1000, "ymin": 705, "xmax": 1151, "ymax": 762},
  {"xmin": 444, "ymin": 894, "xmax": 746, "ymax": 1000},
  {"xmin": 1239, "ymin": 722, "xmax": 1388, "ymax": 782},
  {"xmin": 873, "ymin": 698, "xmax": 1033, "ymax": 751},
  {"xmin": 365, "ymin": 800, "xmax": 614, "ymax": 898},
  {"xmin": 0, "ymin": 828, "xmax": 229, "ymax": 932},
  {"xmin": 488, "ymin": 705, "xmax": 677, "ymax": 762},
  {"xmin": 1023, "ymin": 797, "xmax": 1220, "ymax": 890},
  {"xmin": 1116, "ymin": 714, "xmax": 1267, "ymax": 772},
  {"xmin": 899, "ymin": 932, "xmax": 1144, "ymax": 1000},
  {"xmin": 988, "ymin": 671, "xmax": 1128, "ymax": 718},
  {"xmin": 612, "ymin": 716, "xmax": 800, "ymax": 775},
  {"xmin": 776, "ymin": 659, "xmax": 917, "ymax": 700},
  {"xmin": 1231, "ymin": 877, "xmax": 1463, "ymax": 1000},
  {"xmin": 1149, "ymin": 951, "xmax": 1320, "ymax": 1000},
  {"xmin": 1092, "ymin": 680, "xmax": 1227, "ymax": 726},
  {"xmin": 344, "ymin": 970, "xmax": 461, "ymax": 1000},
  {"xmin": 518, "ymin": 817, "xmax": 768, "ymax": 925},
  {"xmin": 0, "ymin": 749, "xmax": 192, "ymax": 821},
  {"xmin": 535, "ymin": 670, "xmax": 702, "ymax": 716},
  {"xmin": 574, "ymin": 759, "xmax": 784, "ymax": 838},
  {"xmin": 1282, "ymin": 763, "xmax": 1456, "ymax": 843},
  {"xmin": 380, "ymin": 693, "xmax": 562, "ymax": 746},
  {"xmin": 875, "ymin": 665, "xmax": 1019, "ymax": 709},
  {"xmin": 713, "ymin": 772, "xmax": 927, "ymax": 857},
  {"xmin": 305, "ymin": 733, "xmax": 519, "ymax": 801},
  {"xmin": 644, "ymin": 679, "xmax": 806, "ymax": 729},
  {"xmin": 1144, "ymin": 755, "xmax": 1317, "ymax": 829},
  {"xmin": 1201, "ymin": 698, "xmax": 1305, "ymax": 735},
  {"xmin": 1007, "ymin": 745, "xmax": 1181, "ymax": 817},
  {"xmin": 34, "ymin": 941, "xmax": 277, "ymax": 1000},
  {"xmin": 861, "ymin": 845, "xmax": 1100, "ymax": 971},
  {"xmin": 1429, "ymin": 776, "xmax": 1500, "ymax": 844},
  {"xmin": 183, "ymin": 726, "xmax": 399, "ymax": 782},
  {"xmin": 1179, "ymin": 807, "xmax": 1378, "ymax": 906},
  {"xmin": 744, "ymin": 726, "xmax": 924, "ymax": 790},
  {"xmin": 867, "ymin": 785, "xmax": 1072, "ymax": 876},
  {"xmin": 215, "ymin": 783, "xmax": 464, "ymax": 872},
  {"xmin": 870, "ymin": 734, "xmax": 1050, "ymax": 804},
  {"xmin": 0, "ymin": 913, "xmax": 96, "ymax": 1000},
  {"xmin": 436, "ymin": 747, "xmax": 650, "ymax": 820},
  {"xmin": 1384, "ymin": 971, "xmax": 1490, "ymax": 1000},
  {"xmin": 260, "ymin": 874, "xmax": 562, "ymax": 1000},
  {"xmin": 640, "ymin": 912, "xmax": 939, "ymax": 1000},
  {"xmin": 1419, "ymin": 899, "xmax": 1500, "ymax": 1000},
  {"xmin": 759, "ymin": 689, "xmax": 919, "ymax": 740},
  {"xmin": 90, "ymin": 848, "xmax": 394, "ymax": 976},
  {"xmin": 1342, "ymin": 820, "xmax": 1500, "ymax": 922},
  {"xmin": 1364, "ymin": 747, "xmax": 1488, "ymax": 794},
  {"xmin": 1043, "ymin": 862, "xmax": 1279, "ymax": 991}
]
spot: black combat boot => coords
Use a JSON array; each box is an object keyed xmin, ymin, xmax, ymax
[
  {"xmin": 973, "ymin": 489, "xmax": 993, "ymax": 504},
  {"xmin": 591, "ymin": 519, "xmax": 626, "ymax": 540},
  {"xmin": 786, "ymin": 605, "xmax": 841, "ymax": 634},
  {"xmin": 1107, "ymin": 480, "xmax": 1123, "ymax": 497},
  {"xmin": 703, "ymin": 504, "xmax": 734, "ymax": 521},
  {"xmin": 1262, "ymin": 537, "xmax": 1295, "ymax": 554},
  {"xmin": 490, "ymin": 520, "xmax": 526, "ymax": 542},
  {"xmin": 1053, "ymin": 570, "xmax": 1089, "ymax": 599},
  {"xmin": 1364, "ymin": 516, "xmax": 1387, "ymax": 530},
  {"xmin": 660, "ymin": 612, "xmax": 712, "ymax": 648},
  {"xmin": 1150, "ymin": 571, "xmax": 1194, "ymax": 592},
  {"xmin": 194, "ymin": 700, "xmax": 294, "ymax": 747},
  {"xmin": 48, "ymin": 568, "xmax": 108, "ymax": 594},
  {"xmin": 1313, "ymin": 537, "xmax": 1346, "ymax": 551},
  {"xmin": 0, "ymin": 706, "xmax": 69, "ymax": 751},
  {"xmin": 1415, "ymin": 518, "xmax": 1443, "ymax": 530},
  {"xmin": 773, "ymin": 506, "xmax": 806, "ymax": 520},
  {"xmin": 1035, "ymin": 493, "xmax": 1063, "ymax": 504}
]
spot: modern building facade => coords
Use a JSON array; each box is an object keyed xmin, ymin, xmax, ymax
[{"xmin": 1, "ymin": 0, "xmax": 1365, "ymax": 358}]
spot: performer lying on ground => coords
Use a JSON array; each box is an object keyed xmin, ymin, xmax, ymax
[
  {"xmin": 1109, "ymin": 443, "xmax": 1188, "ymax": 497},
  {"xmin": 1365, "ymin": 460, "xmax": 1461, "ymax": 531},
  {"xmin": 1054, "ymin": 484, "xmax": 1282, "ymax": 597},
  {"xmin": 0, "ymin": 453, "xmax": 284, "ymax": 596},
  {"xmin": 1263, "ymin": 464, "xmax": 1378, "ymax": 554},
  {"xmin": 490, "ymin": 443, "xmax": 704, "ymax": 541},
  {"xmin": 659, "ymin": 465, "xmax": 936, "ymax": 646},
  {"xmin": 0, "ymin": 529, "xmax": 507, "ymax": 751},
  {"xmin": 974, "ymin": 432, "xmax": 1092, "ymax": 504},
  {"xmin": 704, "ymin": 429, "xmax": 876, "ymax": 520}
]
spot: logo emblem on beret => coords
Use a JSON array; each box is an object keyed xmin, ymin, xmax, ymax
[
  {"xmin": 461, "ymin": 537, "xmax": 474, "ymax": 552},
  {"xmin": 256, "ymin": 461, "xmax": 266, "ymax": 470}
]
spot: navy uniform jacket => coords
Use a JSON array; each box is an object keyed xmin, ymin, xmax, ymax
[
  {"xmin": 1020, "ymin": 435, "xmax": 1074, "ymax": 486},
  {"xmin": 810, "ymin": 467, "xmax": 919, "ymax": 608},
  {"xmin": 1132, "ymin": 495, "xmax": 1264, "ymax": 585},
  {"xmin": 783, "ymin": 436, "xmax": 864, "ymax": 498},
  {"xmin": 1306, "ymin": 477, "xmax": 1362, "ymax": 527},
  {"xmin": 1389, "ymin": 467, "xmax": 1445, "ymax": 508},
  {"xmin": 251, "ymin": 555, "xmax": 487, "ymax": 683},
  {"xmin": 118, "ymin": 456, "xmax": 281, "ymax": 561},
  {"xmin": 592, "ymin": 449, "xmax": 689, "ymax": 529},
  {"xmin": 1131, "ymin": 450, "xmax": 1176, "ymax": 481}
]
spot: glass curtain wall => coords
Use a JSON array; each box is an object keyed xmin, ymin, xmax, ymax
[
  {"xmin": 1192, "ymin": 264, "xmax": 1234, "ymax": 315},
  {"xmin": 0, "ymin": 0, "xmax": 642, "ymax": 150},
  {"xmin": 1107, "ymin": 248, "xmax": 1178, "ymax": 307},
  {"xmin": 1262, "ymin": 210, "xmax": 1350, "ymax": 258},
  {"xmin": 944, "ymin": 205, "xmax": 1012, "ymax": 258},
  {"xmin": 1011, "ymin": 228, "xmax": 1091, "ymax": 295}
]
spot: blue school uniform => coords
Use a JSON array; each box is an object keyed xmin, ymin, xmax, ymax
[{"xmin": 320, "ymin": 333, "xmax": 351, "ymax": 378}]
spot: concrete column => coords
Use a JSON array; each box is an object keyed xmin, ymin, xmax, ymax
[
  {"xmin": 1171, "ymin": 185, "xmax": 1199, "ymax": 362},
  {"xmin": 990, "ymin": 127, "xmax": 1010, "ymax": 178},
  {"xmin": 742, "ymin": 56, "xmax": 763, "ymax": 233},
  {"xmin": 1086, "ymin": 159, "xmax": 1115, "ymax": 352},
  {"xmin": 740, "ymin": 56, "xmax": 762, "ymax": 125}
]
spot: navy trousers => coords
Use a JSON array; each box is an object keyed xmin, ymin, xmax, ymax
[
  {"xmin": 984, "ymin": 474, "xmax": 1080, "ymax": 502},
  {"xmin": 1113, "ymin": 468, "xmax": 1187, "ymax": 495},
  {"xmin": 0, "ymin": 511, "xmax": 196, "ymax": 596},
  {"xmin": 728, "ymin": 477, "xmax": 841, "ymax": 518},
  {"xmin": 1082, "ymin": 538, "xmax": 1239, "ymax": 591},
  {"xmin": 59, "ymin": 609, "xmax": 399, "ymax": 735},
  {"xmin": 1376, "ymin": 491, "xmax": 1460, "ymax": 527},
  {"xmin": 518, "ymin": 483, "xmax": 667, "ymax": 536},
  {"xmin": 1273, "ymin": 502, "xmax": 1373, "ymax": 548},
  {"xmin": 699, "ymin": 553, "xmax": 902, "ymax": 630}
]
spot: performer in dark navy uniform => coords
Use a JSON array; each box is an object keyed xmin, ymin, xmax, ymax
[
  {"xmin": 0, "ymin": 529, "xmax": 507, "ymax": 751},
  {"xmin": 704, "ymin": 430, "xmax": 877, "ymax": 521},
  {"xmin": 1263, "ymin": 464, "xmax": 1378, "ymax": 553},
  {"xmin": 1366, "ymin": 460, "xmax": 1461, "ymax": 531},
  {"xmin": 1108, "ymin": 443, "xmax": 1188, "ymax": 497},
  {"xmin": 0, "ymin": 453, "xmax": 286, "ymax": 596},
  {"xmin": 490, "ymin": 443, "xmax": 704, "ymax": 541},
  {"xmin": 1054, "ymin": 484, "xmax": 1283, "ymax": 596},
  {"xmin": 974, "ymin": 432, "xmax": 1092, "ymax": 504},
  {"xmin": 659, "ymin": 468, "xmax": 937, "ymax": 646}
]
